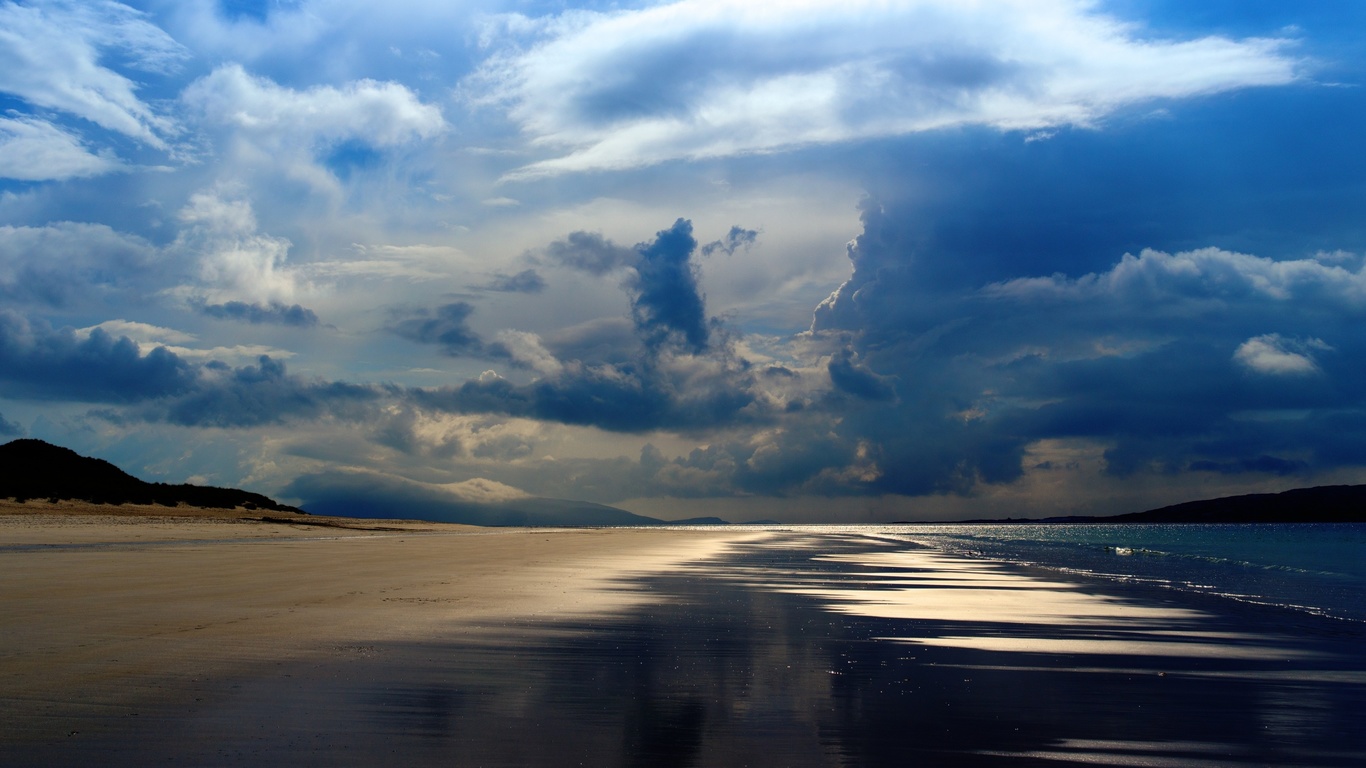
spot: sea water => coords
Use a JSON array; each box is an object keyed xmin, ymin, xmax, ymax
[{"xmin": 860, "ymin": 522, "xmax": 1366, "ymax": 624}]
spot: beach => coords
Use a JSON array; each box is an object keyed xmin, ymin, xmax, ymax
[{"xmin": 2, "ymin": 507, "xmax": 1363, "ymax": 766}]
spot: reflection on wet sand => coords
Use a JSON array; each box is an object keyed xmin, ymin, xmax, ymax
[
  {"xmin": 11, "ymin": 530, "xmax": 1366, "ymax": 766},
  {"xmin": 784, "ymin": 548, "xmax": 1324, "ymax": 660}
]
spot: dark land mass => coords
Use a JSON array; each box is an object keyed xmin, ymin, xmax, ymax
[
  {"xmin": 0, "ymin": 439, "xmax": 303, "ymax": 513},
  {"xmin": 964, "ymin": 484, "xmax": 1366, "ymax": 524},
  {"xmin": 0, "ymin": 439, "xmax": 722, "ymax": 526}
]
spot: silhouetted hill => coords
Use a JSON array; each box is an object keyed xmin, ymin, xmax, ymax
[
  {"xmin": 0, "ymin": 439, "xmax": 303, "ymax": 513},
  {"xmin": 1103, "ymin": 485, "xmax": 1366, "ymax": 524},
  {"xmin": 964, "ymin": 484, "xmax": 1366, "ymax": 524}
]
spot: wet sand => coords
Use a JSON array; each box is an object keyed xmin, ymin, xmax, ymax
[{"xmin": 2, "ymin": 506, "xmax": 1363, "ymax": 766}]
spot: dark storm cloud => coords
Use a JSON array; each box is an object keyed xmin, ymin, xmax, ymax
[
  {"xmin": 631, "ymin": 218, "xmax": 710, "ymax": 353},
  {"xmin": 550, "ymin": 220, "xmax": 714, "ymax": 353},
  {"xmin": 395, "ymin": 219, "xmax": 762, "ymax": 435},
  {"xmin": 798, "ymin": 179, "xmax": 1366, "ymax": 496},
  {"xmin": 701, "ymin": 226, "xmax": 759, "ymax": 257},
  {"xmin": 483, "ymin": 269, "xmax": 546, "ymax": 293},
  {"xmin": 412, "ymin": 359, "xmax": 758, "ymax": 434},
  {"xmin": 196, "ymin": 300, "xmax": 320, "ymax": 327},
  {"xmin": 0, "ymin": 309, "xmax": 379, "ymax": 428},
  {"xmin": 545, "ymin": 231, "xmax": 638, "ymax": 275},
  {"xmin": 387, "ymin": 301, "xmax": 488, "ymax": 357},
  {"xmin": 0, "ymin": 310, "xmax": 197, "ymax": 403},
  {"xmin": 0, "ymin": 411, "xmax": 21, "ymax": 437},
  {"xmin": 150, "ymin": 356, "xmax": 382, "ymax": 428},
  {"xmin": 827, "ymin": 350, "xmax": 896, "ymax": 402}
]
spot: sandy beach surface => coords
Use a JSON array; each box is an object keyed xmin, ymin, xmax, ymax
[
  {"xmin": 0, "ymin": 502, "xmax": 755, "ymax": 764},
  {"xmin": 2, "ymin": 504, "xmax": 1363, "ymax": 766}
]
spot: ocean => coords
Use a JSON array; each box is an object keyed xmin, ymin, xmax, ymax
[
  {"xmin": 861, "ymin": 522, "xmax": 1366, "ymax": 624},
  {"xmin": 702, "ymin": 522, "xmax": 1366, "ymax": 624}
]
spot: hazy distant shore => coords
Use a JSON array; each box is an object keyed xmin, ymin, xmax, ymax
[{"xmin": 2, "ymin": 507, "xmax": 1362, "ymax": 766}]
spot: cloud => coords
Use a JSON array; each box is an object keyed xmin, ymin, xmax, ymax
[
  {"xmin": 542, "ymin": 317, "xmax": 639, "ymax": 366},
  {"xmin": 75, "ymin": 319, "xmax": 295, "ymax": 365},
  {"xmin": 492, "ymin": 330, "xmax": 562, "ymax": 376},
  {"xmin": 439, "ymin": 476, "xmax": 532, "ymax": 504},
  {"xmin": 827, "ymin": 349, "xmax": 896, "ymax": 401},
  {"xmin": 0, "ymin": 0, "xmax": 186, "ymax": 150},
  {"xmin": 1234, "ymin": 334, "xmax": 1330, "ymax": 375},
  {"xmin": 0, "ymin": 411, "xmax": 22, "ymax": 437},
  {"xmin": 388, "ymin": 301, "xmax": 488, "ymax": 357},
  {"xmin": 404, "ymin": 216, "xmax": 764, "ymax": 435},
  {"xmin": 0, "ymin": 309, "xmax": 372, "ymax": 426},
  {"xmin": 983, "ymin": 247, "xmax": 1366, "ymax": 310},
  {"xmin": 550, "ymin": 219, "xmax": 711, "ymax": 353},
  {"xmin": 0, "ymin": 310, "xmax": 197, "ymax": 403},
  {"xmin": 796, "ymin": 196, "xmax": 1366, "ymax": 496},
  {"xmin": 412, "ymin": 360, "xmax": 759, "ymax": 434},
  {"xmin": 1188, "ymin": 455, "xmax": 1307, "ymax": 476},
  {"xmin": 173, "ymin": 191, "xmax": 304, "ymax": 303},
  {"xmin": 182, "ymin": 63, "xmax": 446, "ymax": 187},
  {"xmin": 195, "ymin": 299, "xmax": 320, "ymax": 327},
  {"xmin": 0, "ymin": 222, "xmax": 158, "ymax": 307},
  {"xmin": 185, "ymin": 63, "xmax": 445, "ymax": 146},
  {"xmin": 148, "ymin": 355, "xmax": 381, "ymax": 428},
  {"xmin": 0, "ymin": 116, "xmax": 122, "ymax": 181},
  {"xmin": 632, "ymin": 219, "xmax": 710, "ymax": 353},
  {"xmin": 483, "ymin": 268, "xmax": 545, "ymax": 293},
  {"xmin": 701, "ymin": 225, "xmax": 759, "ymax": 257},
  {"xmin": 470, "ymin": 0, "xmax": 1300, "ymax": 177},
  {"xmin": 309, "ymin": 243, "xmax": 465, "ymax": 283},
  {"xmin": 77, "ymin": 320, "xmax": 197, "ymax": 347},
  {"xmin": 545, "ymin": 230, "xmax": 638, "ymax": 275}
]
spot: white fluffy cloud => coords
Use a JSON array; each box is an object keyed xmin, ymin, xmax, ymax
[
  {"xmin": 470, "ymin": 0, "xmax": 1300, "ymax": 177},
  {"xmin": 0, "ymin": 116, "xmax": 122, "ymax": 181},
  {"xmin": 0, "ymin": 0, "xmax": 186, "ymax": 149},
  {"xmin": 179, "ymin": 64, "xmax": 448, "ymax": 196},
  {"xmin": 183, "ymin": 63, "xmax": 445, "ymax": 156},
  {"xmin": 1234, "ymin": 334, "xmax": 1331, "ymax": 375},
  {"xmin": 185, "ymin": 64, "xmax": 446, "ymax": 148},
  {"xmin": 984, "ymin": 247, "xmax": 1366, "ymax": 310},
  {"xmin": 172, "ymin": 191, "xmax": 304, "ymax": 304}
]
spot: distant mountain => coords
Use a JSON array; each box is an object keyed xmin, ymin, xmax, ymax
[
  {"xmin": 286, "ymin": 469, "xmax": 673, "ymax": 527},
  {"xmin": 0, "ymin": 440, "xmax": 731, "ymax": 527},
  {"xmin": 975, "ymin": 484, "xmax": 1366, "ymax": 524},
  {"xmin": 0, "ymin": 439, "xmax": 303, "ymax": 513}
]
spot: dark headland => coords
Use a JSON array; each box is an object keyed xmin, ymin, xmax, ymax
[
  {"xmin": 0, "ymin": 438, "xmax": 304, "ymax": 513},
  {"xmin": 966, "ymin": 484, "xmax": 1366, "ymax": 524}
]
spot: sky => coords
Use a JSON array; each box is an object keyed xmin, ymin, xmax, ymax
[{"xmin": 1, "ymin": 0, "xmax": 1364, "ymax": 522}]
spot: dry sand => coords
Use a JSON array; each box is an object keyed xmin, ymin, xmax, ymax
[{"xmin": 0, "ymin": 501, "xmax": 758, "ymax": 752}]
